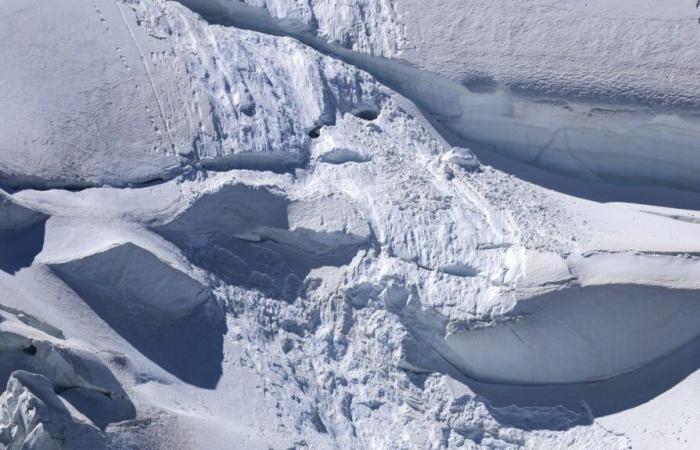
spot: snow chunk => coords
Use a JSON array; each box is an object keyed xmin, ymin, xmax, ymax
[
  {"xmin": 442, "ymin": 147, "xmax": 480, "ymax": 171},
  {"xmin": 0, "ymin": 371, "xmax": 105, "ymax": 449}
]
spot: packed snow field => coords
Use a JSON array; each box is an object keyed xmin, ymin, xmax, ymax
[{"xmin": 0, "ymin": 0, "xmax": 698, "ymax": 449}]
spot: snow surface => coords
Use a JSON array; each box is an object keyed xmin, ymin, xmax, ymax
[
  {"xmin": 187, "ymin": 0, "xmax": 700, "ymax": 193},
  {"xmin": 0, "ymin": 0, "xmax": 698, "ymax": 449}
]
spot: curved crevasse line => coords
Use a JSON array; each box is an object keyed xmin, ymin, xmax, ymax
[
  {"xmin": 0, "ymin": 152, "xmax": 303, "ymax": 192},
  {"xmin": 176, "ymin": 0, "xmax": 700, "ymax": 194},
  {"xmin": 444, "ymin": 284, "xmax": 700, "ymax": 386},
  {"xmin": 463, "ymin": 335, "xmax": 700, "ymax": 419}
]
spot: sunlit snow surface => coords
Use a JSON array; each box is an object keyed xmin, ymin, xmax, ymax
[{"xmin": 0, "ymin": 0, "xmax": 698, "ymax": 449}]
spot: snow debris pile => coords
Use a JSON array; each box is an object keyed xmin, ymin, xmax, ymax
[{"xmin": 0, "ymin": 0, "xmax": 698, "ymax": 449}]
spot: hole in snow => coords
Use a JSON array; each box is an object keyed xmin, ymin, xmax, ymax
[
  {"xmin": 240, "ymin": 103, "xmax": 256, "ymax": 117},
  {"xmin": 307, "ymin": 126, "xmax": 322, "ymax": 139},
  {"xmin": 22, "ymin": 344, "xmax": 37, "ymax": 356},
  {"xmin": 352, "ymin": 106, "xmax": 380, "ymax": 121},
  {"xmin": 319, "ymin": 148, "xmax": 370, "ymax": 165},
  {"xmin": 439, "ymin": 264, "xmax": 479, "ymax": 278}
]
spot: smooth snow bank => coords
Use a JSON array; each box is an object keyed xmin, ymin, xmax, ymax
[
  {"xmin": 446, "ymin": 284, "xmax": 700, "ymax": 384},
  {"xmin": 0, "ymin": 0, "xmax": 181, "ymax": 189},
  {"xmin": 183, "ymin": 0, "xmax": 700, "ymax": 193},
  {"xmin": 599, "ymin": 365, "xmax": 700, "ymax": 449}
]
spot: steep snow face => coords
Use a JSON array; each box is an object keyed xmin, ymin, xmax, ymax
[
  {"xmin": 0, "ymin": 191, "xmax": 47, "ymax": 232},
  {"xmin": 50, "ymin": 242, "xmax": 211, "ymax": 317}
]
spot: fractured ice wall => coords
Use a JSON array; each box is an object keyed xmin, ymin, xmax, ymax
[{"xmin": 198, "ymin": 0, "xmax": 700, "ymax": 193}]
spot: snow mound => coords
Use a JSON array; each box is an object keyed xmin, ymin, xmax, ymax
[{"xmin": 442, "ymin": 147, "xmax": 480, "ymax": 172}]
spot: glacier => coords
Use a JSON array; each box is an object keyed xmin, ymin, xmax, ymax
[
  {"xmin": 180, "ymin": 0, "xmax": 700, "ymax": 193},
  {"xmin": 0, "ymin": 0, "xmax": 698, "ymax": 449}
]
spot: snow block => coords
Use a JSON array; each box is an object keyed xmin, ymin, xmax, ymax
[{"xmin": 50, "ymin": 242, "xmax": 210, "ymax": 318}]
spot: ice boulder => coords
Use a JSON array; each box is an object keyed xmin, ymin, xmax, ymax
[
  {"xmin": 442, "ymin": 147, "xmax": 480, "ymax": 171},
  {"xmin": 0, "ymin": 371, "xmax": 105, "ymax": 449}
]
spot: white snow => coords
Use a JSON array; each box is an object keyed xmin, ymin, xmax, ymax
[
  {"xmin": 187, "ymin": 0, "xmax": 700, "ymax": 193},
  {"xmin": 0, "ymin": 0, "xmax": 698, "ymax": 449}
]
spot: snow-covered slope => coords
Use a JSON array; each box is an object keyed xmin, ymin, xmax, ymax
[
  {"xmin": 0, "ymin": 1, "xmax": 698, "ymax": 449},
  {"xmin": 236, "ymin": 0, "xmax": 700, "ymax": 108},
  {"xmin": 0, "ymin": 0, "xmax": 379, "ymax": 189},
  {"xmin": 183, "ymin": 0, "xmax": 700, "ymax": 193}
]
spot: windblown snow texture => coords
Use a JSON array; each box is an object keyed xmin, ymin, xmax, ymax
[{"xmin": 0, "ymin": 1, "xmax": 698, "ymax": 449}]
